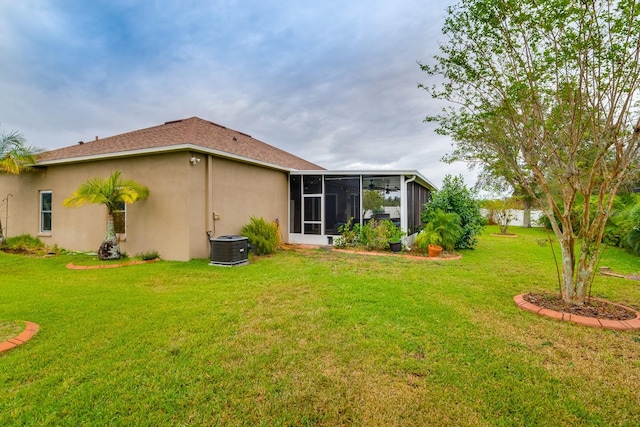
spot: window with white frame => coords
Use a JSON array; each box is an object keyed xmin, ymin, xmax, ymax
[
  {"xmin": 40, "ymin": 191, "xmax": 52, "ymax": 233},
  {"xmin": 113, "ymin": 201, "xmax": 126, "ymax": 235}
]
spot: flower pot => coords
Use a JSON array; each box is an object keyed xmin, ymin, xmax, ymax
[
  {"xmin": 389, "ymin": 241, "xmax": 402, "ymax": 253},
  {"xmin": 428, "ymin": 244, "xmax": 443, "ymax": 258}
]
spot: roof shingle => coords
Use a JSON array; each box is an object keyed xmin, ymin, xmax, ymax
[{"xmin": 37, "ymin": 117, "xmax": 324, "ymax": 171}]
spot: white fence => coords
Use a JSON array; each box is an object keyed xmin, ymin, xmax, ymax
[{"xmin": 480, "ymin": 209, "xmax": 545, "ymax": 227}]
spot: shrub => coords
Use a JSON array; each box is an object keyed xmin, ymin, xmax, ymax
[
  {"xmin": 414, "ymin": 209, "xmax": 463, "ymax": 252},
  {"xmin": 335, "ymin": 218, "xmax": 361, "ymax": 248},
  {"xmin": 360, "ymin": 219, "xmax": 400, "ymax": 251},
  {"xmin": 138, "ymin": 250, "xmax": 160, "ymax": 261},
  {"xmin": 335, "ymin": 218, "xmax": 403, "ymax": 251},
  {"xmin": 2, "ymin": 234, "xmax": 46, "ymax": 253},
  {"xmin": 241, "ymin": 216, "xmax": 279, "ymax": 255},
  {"xmin": 422, "ymin": 174, "xmax": 484, "ymax": 250},
  {"xmin": 620, "ymin": 202, "xmax": 640, "ymax": 256}
]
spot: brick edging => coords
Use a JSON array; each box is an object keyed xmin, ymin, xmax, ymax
[
  {"xmin": 0, "ymin": 321, "xmax": 39, "ymax": 353},
  {"xmin": 514, "ymin": 293, "xmax": 640, "ymax": 330},
  {"xmin": 332, "ymin": 249, "xmax": 462, "ymax": 261}
]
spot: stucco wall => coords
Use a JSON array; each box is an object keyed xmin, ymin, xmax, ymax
[
  {"xmin": 199, "ymin": 156, "xmax": 289, "ymax": 258},
  {"xmin": 1, "ymin": 152, "xmax": 193, "ymax": 260},
  {"xmin": 0, "ymin": 151, "xmax": 290, "ymax": 261}
]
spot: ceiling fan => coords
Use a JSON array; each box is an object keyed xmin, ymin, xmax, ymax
[{"xmin": 368, "ymin": 180, "xmax": 400, "ymax": 194}]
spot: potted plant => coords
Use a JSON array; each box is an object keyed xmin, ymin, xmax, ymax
[
  {"xmin": 387, "ymin": 223, "xmax": 405, "ymax": 253},
  {"xmin": 414, "ymin": 209, "xmax": 463, "ymax": 257}
]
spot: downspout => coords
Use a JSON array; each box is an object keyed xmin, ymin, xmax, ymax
[
  {"xmin": 206, "ymin": 155, "xmax": 215, "ymax": 235},
  {"xmin": 402, "ymin": 175, "xmax": 417, "ymax": 234}
]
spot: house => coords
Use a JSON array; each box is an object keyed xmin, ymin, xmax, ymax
[{"xmin": 0, "ymin": 117, "xmax": 435, "ymax": 260}]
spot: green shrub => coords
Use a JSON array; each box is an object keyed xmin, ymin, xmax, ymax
[
  {"xmin": 138, "ymin": 250, "xmax": 160, "ymax": 261},
  {"xmin": 335, "ymin": 218, "xmax": 404, "ymax": 251},
  {"xmin": 2, "ymin": 234, "xmax": 45, "ymax": 252},
  {"xmin": 421, "ymin": 174, "xmax": 484, "ymax": 250},
  {"xmin": 360, "ymin": 219, "xmax": 403, "ymax": 251},
  {"xmin": 620, "ymin": 203, "xmax": 640, "ymax": 256},
  {"xmin": 334, "ymin": 218, "xmax": 361, "ymax": 248},
  {"xmin": 414, "ymin": 209, "xmax": 463, "ymax": 252},
  {"xmin": 241, "ymin": 216, "xmax": 279, "ymax": 255}
]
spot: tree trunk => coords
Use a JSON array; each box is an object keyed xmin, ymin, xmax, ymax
[
  {"xmin": 0, "ymin": 217, "xmax": 5, "ymax": 245},
  {"xmin": 558, "ymin": 234, "xmax": 578, "ymax": 304},
  {"xmin": 522, "ymin": 198, "xmax": 532, "ymax": 228},
  {"xmin": 98, "ymin": 213, "xmax": 120, "ymax": 260}
]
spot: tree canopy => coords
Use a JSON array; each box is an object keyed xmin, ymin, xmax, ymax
[
  {"xmin": 420, "ymin": 0, "xmax": 640, "ymax": 304},
  {"xmin": 63, "ymin": 170, "xmax": 150, "ymax": 214},
  {"xmin": 0, "ymin": 128, "xmax": 40, "ymax": 244},
  {"xmin": 0, "ymin": 129, "xmax": 39, "ymax": 175}
]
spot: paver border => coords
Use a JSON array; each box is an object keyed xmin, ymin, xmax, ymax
[
  {"xmin": 332, "ymin": 249, "xmax": 462, "ymax": 261},
  {"xmin": 514, "ymin": 293, "xmax": 640, "ymax": 330},
  {"xmin": 0, "ymin": 321, "xmax": 39, "ymax": 353}
]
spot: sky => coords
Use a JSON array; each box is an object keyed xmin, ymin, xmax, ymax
[{"xmin": 0, "ymin": 0, "xmax": 478, "ymax": 189}]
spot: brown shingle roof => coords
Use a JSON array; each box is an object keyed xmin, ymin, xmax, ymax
[{"xmin": 37, "ymin": 117, "xmax": 324, "ymax": 171}]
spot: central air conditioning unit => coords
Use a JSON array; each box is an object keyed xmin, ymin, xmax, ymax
[{"xmin": 208, "ymin": 235, "xmax": 249, "ymax": 266}]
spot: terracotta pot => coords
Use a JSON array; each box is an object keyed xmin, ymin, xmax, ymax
[{"xmin": 428, "ymin": 244, "xmax": 443, "ymax": 258}]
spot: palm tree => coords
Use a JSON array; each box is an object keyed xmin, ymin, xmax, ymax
[
  {"xmin": 0, "ymin": 129, "xmax": 40, "ymax": 244},
  {"xmin": 63, "ymin": 170, "xmax": 150, "ymax": 260}
]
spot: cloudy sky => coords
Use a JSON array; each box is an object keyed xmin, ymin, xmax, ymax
[{"xmin": 0, "ymin": 0, "xmax": 477, "ymax": 189}]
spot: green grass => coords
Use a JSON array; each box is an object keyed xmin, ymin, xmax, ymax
[
  {"xmin": 1, "ymin": 226, "xmax": 639, "ymax": 426},
  {"xmin": 0, "ymin": 320, "xmax": 23, "ymax": 342}
]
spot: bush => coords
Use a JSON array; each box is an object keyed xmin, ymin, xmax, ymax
[
  {"xmin": 421, "ymin": 175, "xmax": 484, "ymax": 250},
  {"xmin": 620, "ymin": 202, "xmax": 640, "ymax": 256},
  {"xmin": 2, "ymin": 234, "xmax": 46, "ymax": 253},
  {"xmin": 335, "ymin": 218, "xmax": 361, "ymax": 248},
  {"xmin": 414, "ymin": 209, "xmax": 463, "ymax": 252},
  {"xmin": 241, "ymin": 216, "xmax": 279, "ymax": 255},
  {"xmin": 360, "ymin": 219, "xmax": 403, "ymax": 251},
  {"xmin": 137, "ymin": 250, "xmax": 160, "ymax": 261},
  {"xmin": 335, "ymin": 218, "xmax": 404, "ymax": 251}
]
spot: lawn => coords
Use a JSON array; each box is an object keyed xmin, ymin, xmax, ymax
[{"xmin": 1, "ymin": 226, "xmax": 639, "ymax": 426}]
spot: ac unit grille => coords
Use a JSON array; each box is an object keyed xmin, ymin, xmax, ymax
[{"xmin": 209, "ymin": 235, "xmax": 249, "ymax": 266}]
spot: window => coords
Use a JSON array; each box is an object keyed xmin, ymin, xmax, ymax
[
  {"xmin": 303, "ymin": 175, "xmax": 322, "ymax": 194},
  {"xmin": 113, "ymin": 202, "xmax": 126, "ymax": 235},
  {"xmin": 40, "ymin": 191, "xmax": 52, "ymax": 233}
]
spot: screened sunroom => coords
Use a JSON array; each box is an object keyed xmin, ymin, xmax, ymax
[{"xmin": 288, "ymin": 171, "xmax": 435, "ymax": 245}]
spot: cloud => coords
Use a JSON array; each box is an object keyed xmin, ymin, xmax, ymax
[{"xmin": 0, "ymin": 0, "xmax": 476, "ymax": 189}]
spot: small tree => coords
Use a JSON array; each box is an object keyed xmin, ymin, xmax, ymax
[
  {"xmin": 422, "ymin": 175, "xmax": 484, "ymax": 249},
  {"xmin": 63, "ymin": 170, "xmax": 149, "ymax": 260},
  {"xmin": 0, "ymin": 128, "xmax": 40, "ymax": 244},
  {"xmin": 420, "ymin": 0, "xmax": 640, "ymax": 305},
  {"xmin": 483, "ymin": 198, "xmax": 518, "ymax": 235}
]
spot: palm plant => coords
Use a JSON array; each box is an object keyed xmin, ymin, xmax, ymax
[
  {"xmin": 415, "ymin": 209, "xmax": 463, "ymax": 253},
  {"xmin": 0, "ymin": 129, "xmax": 40, "ymax": 244},
  {"xmin": 63, "ymin": 170, "xmax": 149, "ymax": 260}
]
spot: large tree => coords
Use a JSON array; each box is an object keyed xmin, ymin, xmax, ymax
[
  {"xmin": 63, "ymin": 170, "xmax": 149, "ymax": 260},
  {"xmin": 0, "ymin": 128, "xmax": 39, "ymax": 244},
  {"xmin": 420, "ymin": 0, "xmax": 640, "ymax": 305}
]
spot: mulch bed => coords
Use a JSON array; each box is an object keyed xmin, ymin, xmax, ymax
[{"xmin": 524, "ymin": 292, "xmax": 637, "ymax": 321}]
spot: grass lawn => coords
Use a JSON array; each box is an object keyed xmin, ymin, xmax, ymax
[{"xmin": 1, "ymin": 226, "xmax": 639, "ymax": 426}]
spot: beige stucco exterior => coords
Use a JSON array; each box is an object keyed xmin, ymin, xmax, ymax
[{"xmin": 0, "ymin": 150, "xmax": 289, "ymax": 261}]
